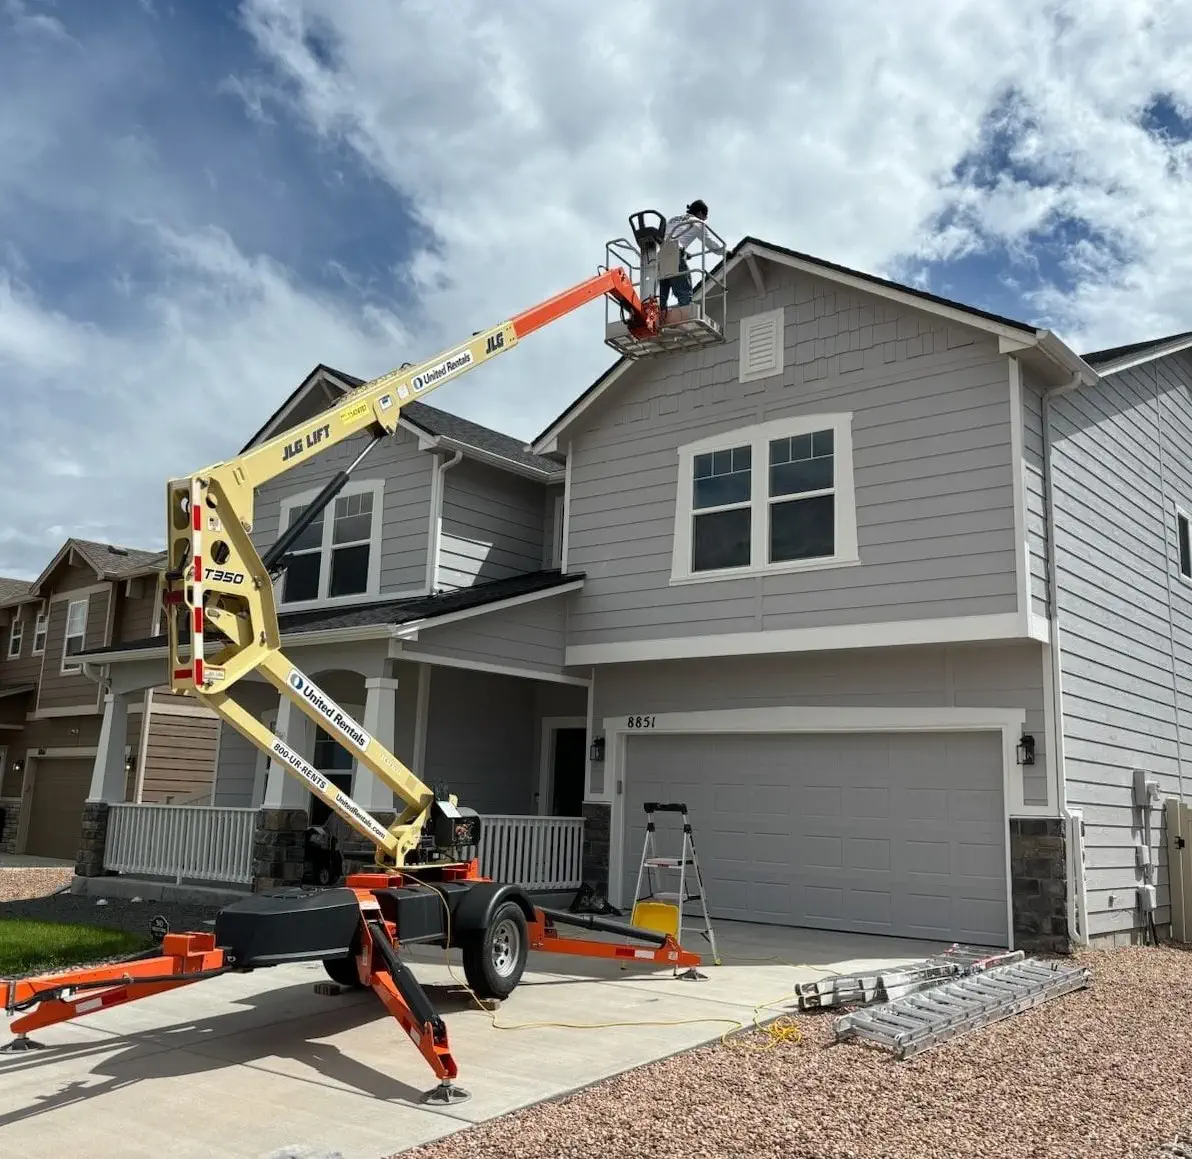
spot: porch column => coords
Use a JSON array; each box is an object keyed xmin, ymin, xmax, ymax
[
  {"xmin": 353, "ymin": 676, "xmax": 399, "ymax": 811},
  {"xmin": 87, "ymin": 691, "xmax": 130, "ymax": 802},
  {"xmin": 263, "ymin": 693, "xmax": 311, "ymax": 807}
]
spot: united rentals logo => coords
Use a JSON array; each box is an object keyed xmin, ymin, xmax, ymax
[
  {"xmin": 410, "ymin": 350, "xmax": 473, "ymax": 394},
  {"xmin": 286, "ymin": 669, "xmax": 371, "ymax": 750}
]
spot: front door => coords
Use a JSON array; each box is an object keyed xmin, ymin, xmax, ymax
[
  {"xmin": 550, "ymin": 727, "xmax": 587, "ymax": 816},
  {"xmin": 311, "ymin": 725, "xmax": 354, "ymax": 828}
]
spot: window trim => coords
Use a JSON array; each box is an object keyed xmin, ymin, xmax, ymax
[
  {"xmin": 32, "ymin": 609, "xmax": 47, "ymax": 655},
  {"xmin": 60, "ymin": 598, "xmax": 89, "ymax": 674},
  {"xmin": 275, "ymin": 478, "xmax": 386, "ymax": 609},
  {"xmin": 669, "ymin": 412, "xmax": 859, "ymax": 585},
  {"xmin": 1176, "ymin": 504, "xmax": 1192, "ymax": 585},
  {"xmin": 6, "ymin": 614, "xmax": 22, "ymax": 660}
]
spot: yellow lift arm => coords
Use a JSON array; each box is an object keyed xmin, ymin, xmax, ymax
[{"xmin": 162, "ymin": 266, "xmax": 655, "ymax": 869}]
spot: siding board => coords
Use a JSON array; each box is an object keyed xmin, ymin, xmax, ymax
[{"xmin": 1049, "ymin": 352, "xmax": 1192, "ymax": 937}]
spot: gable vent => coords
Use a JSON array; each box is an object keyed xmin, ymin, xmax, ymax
[{"xmin": 739, "ymin": 307, "xmax": 784, "ymax": 383}]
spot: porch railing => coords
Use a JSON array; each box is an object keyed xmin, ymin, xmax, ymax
[
  {"xmin": 477, "ymin": 815, "xmax": 585, "ymax": 892},
  {"xmin": 101, "ymin": 805, "xmax": 585, "ymax": 894},
  {"xmin": 104, "ymin": 804, "xmax": 256, "ymax": 886}
]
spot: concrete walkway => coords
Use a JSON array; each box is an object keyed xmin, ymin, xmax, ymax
[
  {"xmin": 0, "ymin": 920, "xmax": 958, "ymax": 1159},
  {"xmin": 0, "ymin": 854, "xmax": 75, "ymax": 868}
]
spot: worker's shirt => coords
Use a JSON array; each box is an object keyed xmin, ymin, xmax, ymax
[{"xmin": 665, "ymin": 213, "xmax": 725, "ymax": 255}]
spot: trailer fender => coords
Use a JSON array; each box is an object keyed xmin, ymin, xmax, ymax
[{"xmin": 448, "ymin": 881, "xmax": 535, "ymax": 943}]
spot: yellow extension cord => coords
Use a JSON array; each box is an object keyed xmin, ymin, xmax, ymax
[{"xmin": 406, "ymin": 880, "xmax": 834, "ymax": 1052}]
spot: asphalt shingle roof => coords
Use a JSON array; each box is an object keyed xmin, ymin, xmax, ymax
[
  {"xmin": 0, "ymin": 577, "xmax": 32, "ymax": 605},
  {"xmin": 328, "ymin": 367, "xmax": 559, "ymax": 476},
  {"xmin": 69, "ymin": 539, "xmax": 166, "ymax": 579},
  {"xmin": 81, "ymin": 569, "xmax": 583, "ymax": 656},
  {"xmin": 1081, "ymin": 330, "xmax": 1192, "ymax": 367}
]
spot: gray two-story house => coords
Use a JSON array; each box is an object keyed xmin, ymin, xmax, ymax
[{"xmin": 79, "ymin": 234, "xmax": 1192, "ymax": 953}]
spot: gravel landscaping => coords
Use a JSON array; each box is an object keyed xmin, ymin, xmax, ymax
[{"xmin": 399, "ymin": 943, "xmax": 1192, "ymax": 1159}]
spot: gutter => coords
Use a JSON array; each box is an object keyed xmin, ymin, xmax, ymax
[{"xmin": 1040, "ymin": 371, "xmax": 1088, "ymax": 945}]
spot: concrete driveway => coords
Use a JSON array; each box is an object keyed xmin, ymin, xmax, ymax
[{"xmin": 0, "ymin": 920, "xmax": 961, "ymax": 1159}]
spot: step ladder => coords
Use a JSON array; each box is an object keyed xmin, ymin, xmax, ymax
[
  {"xmin": 795, "ymin": 944, "xmax": 1025, "ymax": 1011},
  {"xmin": 631, "ymin": 802, "xmax": 720, "ymax": 974},
  {"xmin": 833, "ymin": 958, "xmax": 1091, "ymax": 1060}
]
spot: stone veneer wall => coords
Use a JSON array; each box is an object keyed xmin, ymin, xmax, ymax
[{"xmin": 1009, "ymin": 818, "xmax": 1070, "ymax": 954}]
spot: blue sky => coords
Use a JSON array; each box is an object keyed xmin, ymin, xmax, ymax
[{"xmin": 3, "ymin": 0, "xmax": 1192, "ymax": 578}]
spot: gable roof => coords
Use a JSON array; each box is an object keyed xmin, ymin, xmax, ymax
[
  {"xmin": 530, "ymin": 234, "xmax": 1099, "ymax": 454},
  {"xmin": 242, "ymin": 363, "xmax": 561, "ymax": 481},
  {"xmin": 27, "ymin": 537, "xmax": 164, "ymax": 598}
]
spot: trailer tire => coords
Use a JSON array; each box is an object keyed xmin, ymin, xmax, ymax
[
  {"xmin": 323, "ymin": 954, "xmax": 365, "ymax": 988},
  {"xmin": 461, "ymin": 900, "xmax": 528, "ymax": 1000}
]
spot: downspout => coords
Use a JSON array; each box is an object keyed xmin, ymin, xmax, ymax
[
  {"xmin": 425, "ymin": 449, "xmax": 463, "ymax": 594},
  {"xmin": 1041, "ymin": 371, "xmax": 1086, "ymax": 944}
]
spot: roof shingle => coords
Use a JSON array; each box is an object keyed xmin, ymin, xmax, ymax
[
  {"xmin": 0, "ymin": 577, "xmax": 32, "ymax": 605},
  {"xmin": 80, "ymin": 569, "xmax": 584, "ymax": 657}
]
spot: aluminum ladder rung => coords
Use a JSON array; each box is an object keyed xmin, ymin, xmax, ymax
[{"xmin": 834, "ymin": 960, "xmax": 1091, "ymax": 1059}]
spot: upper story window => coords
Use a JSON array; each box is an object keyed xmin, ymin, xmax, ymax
[
  {"xmin": 6, "ymin": 615, "xmax": 22, "ymax": 660},
  {"xmin": 61, "ymin": 598, "xmax": 88, "ymax": 673},
  {"xmin": 32, "ymin": 610, "xmax": 47, "ymax": 655},
  {"xmin": 670, "ymin": 412, "xmax": 859, "ymax": 583},
  {"xmin": 276, "ymin": 480, "xmax": 385, "ymax": 607}
]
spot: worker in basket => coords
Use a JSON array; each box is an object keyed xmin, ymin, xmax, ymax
[{"xmin": 660, "ymin": 198, "xmax": 725, "ymax": 308}]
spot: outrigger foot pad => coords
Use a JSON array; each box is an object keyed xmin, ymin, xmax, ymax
[
  {"xmin": 1, "ymin": 1034, "xmax": 46, "ymax": 1053},
  {"xmin": 422, "ymin": 1080, "xmax": 470, "ymax": 1106},
  {"xmin": 676, "ymin": 967, "xmax": 706, "ymax": 981}
]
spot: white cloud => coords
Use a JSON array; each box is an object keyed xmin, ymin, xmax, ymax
[
  {"xmin": 6, "ymin": 0, "xmax": 1192, "ymax": 578},
  {"xmin": 232, "ymin": 0, "xmax": 1192, "ymax": 432}
]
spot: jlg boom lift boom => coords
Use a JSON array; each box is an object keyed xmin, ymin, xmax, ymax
[{"xmin": 0, "ymin": 213, "xmax": 729, "ymax": 1105}]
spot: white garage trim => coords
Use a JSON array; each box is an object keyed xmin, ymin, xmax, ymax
[{"xmin": 602, "ymin": 705, "xmax": 1027, "ymax": 951}]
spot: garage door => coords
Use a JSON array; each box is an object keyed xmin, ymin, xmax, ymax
[
  {"xmin": 623, "ymin": 730, "xmax": 1008, "ymax": 945},
  {"xmin": 25, "ymin": 757, "xmax": 93, "ymax": 860}
]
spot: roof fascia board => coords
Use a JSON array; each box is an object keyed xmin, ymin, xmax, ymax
[
  {"xmin": 239, "ymin": 365, "xmax": 346, "ymax": 452},
  {"xmin": 391, "ymin": 578, "xmax": 585, "ymax": 640},
  {"xmin": 1092, "ymin": 335, "xmax": 1192, "ymax": 377},
  {"xmin": 29, "ymin": 539, "xmax": 100, "ymax": 597},
  {"xmin": 530, "ymin": 358, "xmax": 634, "ymax": 455},
  {"xmin": 739, "ymin": 242, "xmax": 1036, "ymax": 343},
  {"xmin": 82, "ymin": 621, "xmax": 397, "ymax": 664}
]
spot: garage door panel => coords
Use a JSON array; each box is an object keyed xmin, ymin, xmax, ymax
[{"xmin": 624, "ymin": 730, "xmax": 1009, "ymax": 945}]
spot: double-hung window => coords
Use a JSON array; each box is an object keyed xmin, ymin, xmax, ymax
[
  {"xmin": 671, "ymin": 413, "xmax": 858, "ymax": 582},
  {"xmin": 32, "ymin": 610, "xmax": 47, "ymax": 655},
  {"xmin": 6, "ymin": 615, "xmax": 22, "ymax": 659},
  {"xmin": 61, "ymin": 599, "xmax": 88, "ymax": 673},
  {"xmin": 276, "ymin": 480, "xmax": 384, "ymax": 606}
]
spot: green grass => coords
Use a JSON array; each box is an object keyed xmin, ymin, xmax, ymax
[{"xmin": 0, "ymin": 918, "xmax": 150, "ymax": 975}]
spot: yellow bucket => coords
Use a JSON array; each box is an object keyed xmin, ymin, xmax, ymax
[{"xmin": 631, "ymin": 900, "xmax": 680, "ymax": 939}]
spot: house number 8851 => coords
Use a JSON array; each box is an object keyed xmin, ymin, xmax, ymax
[{"xmin": 627, "ymin": 715, "xmax": 656, "ymax": 729}]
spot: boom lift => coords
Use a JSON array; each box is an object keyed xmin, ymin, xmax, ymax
[{"xmin": 0, "ymin": 214, "xmax": 729, "ymax": 1105}]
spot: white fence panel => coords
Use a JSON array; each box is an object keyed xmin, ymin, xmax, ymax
[
  {"xmin": 478, "ymin": 815, "xmax": 585, "ymax": 891},
  {"xmin": 104, "ymin": 804, "xmax": 256, "ymax": 885}
]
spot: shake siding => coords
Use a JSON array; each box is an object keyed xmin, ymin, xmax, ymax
[
  {"xmin": 1049, "ymin": 353, "xmax": 1192, "ymax": 936},
  {"xmin": 565, "ymin": 266, "xmax": 1019, "ymax": 647},
  {"xmin": 593, "ymin": 642, "xmax": 1049, "ymax": 807},
  {"xmin": 437, "ymin": 459, "xmax": 546, "ymax": 590},
  {"xmin": 252, "ymin": 425, "xmax": 434, "ymax": 597}
]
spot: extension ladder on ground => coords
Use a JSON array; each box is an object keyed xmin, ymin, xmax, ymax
[
  {"xmin": 794, "ymin": 944, "xmax": 1025, "ymax": 1010},
  {"xmin": 631, "ymin": 802, "xmax": 721, "ymax": 973},
  {"xmin": 832, "ymin": 958, "xmax": 1091, "ymax": 1059}
]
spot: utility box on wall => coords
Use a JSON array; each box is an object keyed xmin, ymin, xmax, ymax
[{"xmin": 1166, "ymin": 799, "xmax": 1192, "ymax": 943}]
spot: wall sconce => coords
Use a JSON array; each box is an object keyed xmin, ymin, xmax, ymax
[
  {"xmin": 589, "ymin": 736, "xmax": 605, "ymax": 763},
  {"xmin": 11, "ymin": 759, "xmax": 23, "ymax": 776},
  {"xmin": 125, "ymin": 755, "xmax": 136, "ymax": 775},
  {"xmin": 1016, "ymin": 734, "xmax": 1036, "ymax": 766}
]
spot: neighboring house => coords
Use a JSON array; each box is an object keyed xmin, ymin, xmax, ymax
[
  {"xmin": 0, "ymin": 539, "xmax": 221, "ymax": 858},
  {"xmin": 77, "ymin": 240, "xmax": 1192, "ymax": 952}
]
